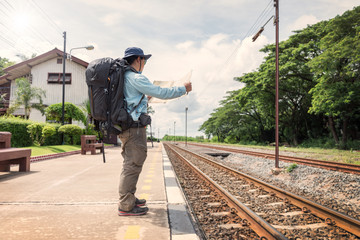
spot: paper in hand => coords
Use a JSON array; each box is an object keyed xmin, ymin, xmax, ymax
[{"xmin": 149, "ymin": 70, "xmax": 192, "ymax": 103}]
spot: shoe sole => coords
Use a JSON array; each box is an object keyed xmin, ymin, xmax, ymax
[
  {"xmin": 118, "ymin": 211, "xmax": 148, "ymax": 216},
  {"xmin": 136, "ymin": 203, "xmax": 146, "ymax": 207}
]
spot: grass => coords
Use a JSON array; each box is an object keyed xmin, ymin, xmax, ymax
[
  {"xmin": 200, "ymin": 141, "xmax": 360, "ymax": 165},
  {"xmin": 286, "ymin": 163, "xmax": 298, "ymax": 173},
  {"xmin": 23, "ymin": 145, "xmax": 81, "ymax": 157}
]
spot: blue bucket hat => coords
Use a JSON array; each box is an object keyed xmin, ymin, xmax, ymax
[{"xmin": 124, "ymin": 47, "xmax": 152, "ymax": 60}]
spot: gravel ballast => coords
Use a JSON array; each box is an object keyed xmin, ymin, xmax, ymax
[{"xmin": 185, "ymin": 144, "xmax": 360, "ymax": 221}]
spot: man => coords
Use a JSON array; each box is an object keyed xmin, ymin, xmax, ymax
[{"xmin": 118, "ymin": 47, "xmax": 192, "ymax": 216}]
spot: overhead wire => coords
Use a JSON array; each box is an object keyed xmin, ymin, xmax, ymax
[
  {"xmin": 3, "ymin": 0, "xmax": 15, "ymax": 11},
  {"xmin": 214, "ymin": 0, "xmax": 274, "ymax": 75},
  {"xmin": 186, "ymin": 0, "xmax": 275, "ymax": 110},
  {"xmin": 0, "ymin": 0, "xmax": 63, "ymax": 59},
  {"xmin": 245, "ymin": 0, "xmax": 274, "ymax": 39},
  {"xmin": 0, "ymin": 17, "xmax": 43, "ymax": 55},
  {"xmin": 0, "ymin": 22, "xmax": 42, "ymax": 53},
  {"xmin": 11, "ymin": 1, "xmax": 58, "ymax": 46},
  {"xmin": 28, "ymin": 0, "xmax": 63, "ymax": 35},
  {"xmin": 249, "ymin": 6, "xmax": 274, "ymax": 37}
]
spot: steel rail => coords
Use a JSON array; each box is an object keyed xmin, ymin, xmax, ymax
[
  {"xmin": 165, "ymin": 143, "xmax": 287, "ymax": 240},
  {"xmin": 170, "ymin": 143, "xmax": 360, "ymax": 237},
  {"xmin": 188, "ymin": 143, "xmax": 360, "ymax": 174}
]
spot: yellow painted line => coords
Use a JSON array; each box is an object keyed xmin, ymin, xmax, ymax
[
  {"xmin": 124, "ymin": 225, "xmax": 140, "ymax": 239},
  {"xmin": 139, "ymin": 193, "xmax": 149, "ymax": 200},
  {"xmin": 142, "ymin": 185, "xmax": 151, "ymax": 190},
  {"xmin": 146, "ymin": 175, "xmax": 154, "ymax": 178},
  {"xmin": 148, "ymin": 170, "xmax": 154, "ymax": 174},
  {"xmin": 145, "ymin": 179, "xmax": 152, "ymax": 183},
  {"xmin": 149, "ymin": 167, "xmax": 155, "ymax": 170}
]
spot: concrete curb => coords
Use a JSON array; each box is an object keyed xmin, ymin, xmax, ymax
[
  {"xmin": 30, "ymin": 150, "xmax": 81, "ymax": 163},
  {"xmin": 162, "ymin": 144, "xmax": 200, "ymax": 240}
]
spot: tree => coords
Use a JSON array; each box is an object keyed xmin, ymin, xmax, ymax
[
  {"xmin": 0, "ymin": 93, "xmax": 7, "ymax": 108},
  {"xmin": 45, "ymin": 102, "xmax": 86, "ymax": 125},
  {"xmin": 200, "ymin": 6, "xmax": 360, "ymax": 148},
  {"xmin": 15, "ymin": 53, "xmax": 37, "ymax": 61},
  {"xmin": 308, "ymin": 6, "xmax": 360, "ymax": 147},
  {"xmin": 0, "ymin": 57, "xmax": 15, "ymax": 76},
  {"xmin": 8, "ymin": 78, "xmax": 46, "ymax": 119},
  {"xmin": 80, "ymin": 99, "xmax": 93, "ymax": 125}
]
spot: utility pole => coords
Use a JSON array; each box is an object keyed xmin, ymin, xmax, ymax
[
  {"xmin": 252, "ymin": 1, "xmax": 280, "ymax": 169},
  {"xmin": 185, "ymin": 107, "xmax": 188, "ymax": 147},
  {"xmin": 274, "ymin": 0, "xmax": 280, "ymax": 168},
  {"xmin": 61, "ymin": 31, "xmax": 66, "ymax": 144},
  {"xmin": 174, "ymin": 121, "xmax": 176, "ymax": 143}
]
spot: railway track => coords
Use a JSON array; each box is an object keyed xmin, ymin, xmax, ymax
[
  {"xmin": 187, "ymin": 142, "xmax": 360, "ymax": 175},
  {"xmin": 164, "ymin": 143, "xmax": 360, "ymax": 239}
]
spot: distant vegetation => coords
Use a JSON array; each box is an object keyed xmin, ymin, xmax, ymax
[
  {"xmin": 199, "ymin": 6, "xmax": 360, "ymax": 150},
  {"xmin": 161, "ymin": 135, "xmax": 206, "ymax": 142}
]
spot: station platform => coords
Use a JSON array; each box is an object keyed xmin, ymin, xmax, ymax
[{"xmin": 0, "ymin": 143, "xmax": 199, "ymax": 240}]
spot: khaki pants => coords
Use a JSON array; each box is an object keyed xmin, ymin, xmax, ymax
[{"xmin": 118, "ymin": 127, "xmax": 147, "ymax": 211}]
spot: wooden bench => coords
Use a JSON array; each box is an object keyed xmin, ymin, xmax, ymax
[
  {"xmin": 0, "ymin": 132, "xmax": 31, "ymax": 172},
  {"xmin": 81, "ymin": 135, "xmax": 104, "ymax": 155}
]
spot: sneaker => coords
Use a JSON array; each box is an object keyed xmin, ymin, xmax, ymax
[
  {"xmin": 118, "ymin": 206, "xmax": 149, "ymax": 216},
  {"xmin": 135, "ymin": 198, "xmax": 146, "ymax": 207}
]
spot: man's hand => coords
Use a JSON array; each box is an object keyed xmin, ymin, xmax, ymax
[
  {"xmin": 147, "ymin": 95, "xmax": 152, "ymax": 101},
  {"xmin": 184, "ymin": 82, "xmax": 192, "ymax": 93}
]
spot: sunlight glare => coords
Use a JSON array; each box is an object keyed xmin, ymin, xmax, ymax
[{"xmin": 13, "ymin": 14, "xmax": 30, "ymax": 32}]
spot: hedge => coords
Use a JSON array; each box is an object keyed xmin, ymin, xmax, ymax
[
  {"xmin": 0, "ymin": 116, "xmax": 63, "ymax": 147},
  {"xmin": 0, "ymin": 117, "xmax": 32, "ymax": 147}
]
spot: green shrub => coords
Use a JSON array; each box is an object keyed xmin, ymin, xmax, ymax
[
  {"xmin": 41, "ymin": 123, "xmax": 62, "ymax": 146},
  {"xmin": 0, "ymin": 116, "xmax": 32, "ymax": 147},
  {"xmin": 45, "ymin": 102, "xmax": 86, "ymax": 125},
  {"xmin": 27, "ymin": 123, "xmax": 43, "ymax": 146},
  {"xmin": 84, "ymin": 123, "xmax": 97, "ymax": 135},
  {"xmin": 346, "ymin": 140, "xmax": 360, "ymax": 151},
  {"xmin": 58, "ymin": 124, "xmax": 83, "ymax": 145},
  {"xmin": 224, "ymin": 135, "xmax": 238, "ymax": 144},
  {"xmin": 286, "ymin": 163, "xmax": 298, "ymax": 173},
  {"xmin": 210, "ymin": 136, "xmax": 219, "ymax": 142},
  {"xmin": 42, "ymin": 125, "xmax": 56, "ymax": 145}
]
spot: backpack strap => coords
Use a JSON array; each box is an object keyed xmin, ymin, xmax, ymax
[{"xmin": 129, "ymin": 94, "xmax": 145, "ymax": 115}]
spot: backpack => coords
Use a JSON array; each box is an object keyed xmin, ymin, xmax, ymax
[{"xmin": 85, "ymin": 58, "xmax": 134, "ymax": 143}]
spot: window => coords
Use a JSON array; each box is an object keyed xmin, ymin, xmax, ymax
[
  {"xmin": 47, "ymin": 73, "xmax": 71, "ymax": 84},
  {"xmin": 57, "ymin": 58, "xmax": 62, "ymax": 64}
]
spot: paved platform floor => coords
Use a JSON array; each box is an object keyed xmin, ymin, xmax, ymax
[{"xmin": 0, "ymin": 143, "xmax": 199, "ymax": 240}]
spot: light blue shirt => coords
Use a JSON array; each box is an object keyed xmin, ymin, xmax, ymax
[{"xmin": 124, "ymin": 70, "xmax": 187, "ymax": 121}]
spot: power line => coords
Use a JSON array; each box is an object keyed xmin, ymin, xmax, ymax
[
  {"xmin": 249, "ymin": 6, "xmax": 274, "ymax": 37},
  {"xmin": 245, "ymin": 0, "xmax": 273, "ymax": 38},
  {"xmin": 187, "ymin": 0, "xmax": 275, "ymax": 109},
  {"xmin": 0, "ymin": 0, "xmax": 62, "ymax": 56},
  {"xmin": 218, "ymin": 0, "xmax": 274, "ymax": 72},
  {"xmin": 3, "ymin": 0, "xmax": 15, "ymax": 11},
  {"xmin": 29, "ymin": 0, "xmax": 63, "ymax": 35},
  {"xmin": 252, "ymin": 15, "xmax": 274, "ymax": 42},
  {"xmin": 0, "ymin": 35, "xmax": 16, "ymax": 48},
  {"xmin": 0, "ymin": 14, "xmax": 43, "ymax": 53},
  {"xmin": 0, "ymin": 3, "xmax": 12, "ymax": 18}
]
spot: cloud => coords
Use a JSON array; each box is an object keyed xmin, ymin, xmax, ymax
[
  {"xmin": 3, "ymin": 0, "xmax": 357, "ymax": 139},
  {"xmin": 100, "ymin": 13, "xmax": 124, "ymax": 26},
  {"xmin": 147, "ymin": 33, "xmax": 268, "ymax": 137},
  {"xmin": 287, "ymin": 15, "xmax": 320, "ymax": 33}
]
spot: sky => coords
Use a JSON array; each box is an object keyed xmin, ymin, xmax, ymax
[{"xmin": 0, "ymin": 0, "xmax": 358, "ymax": 138}]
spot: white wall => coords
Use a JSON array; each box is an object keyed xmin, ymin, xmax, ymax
[
  {"xmin": 31, "ymin": 58, "xmax": 88, "ymax": 106},
  {"xmin": 9, "ymin": 57, "xmax": 88, "ymax": 126}
]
